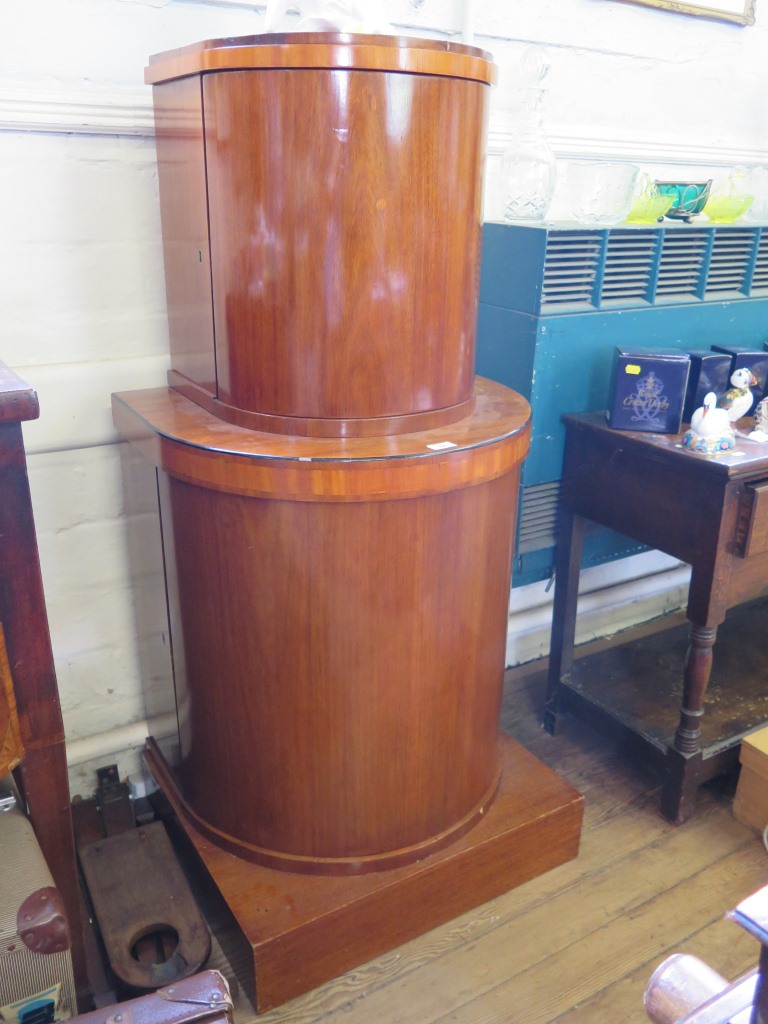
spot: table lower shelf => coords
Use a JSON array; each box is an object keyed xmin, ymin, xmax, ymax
[{"xmin": 557, "ymin": 596, "xmax": 768, "ymax": 777}]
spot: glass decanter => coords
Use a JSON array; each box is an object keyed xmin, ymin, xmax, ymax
[{"xmin": 500, "ymin": 52, "xmax": 556, "ymax": 223}]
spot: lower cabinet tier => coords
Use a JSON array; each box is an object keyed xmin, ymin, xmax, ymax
[{"xmin": 114, "ymin": 378, "xmax": 582, "ymax": 1007}]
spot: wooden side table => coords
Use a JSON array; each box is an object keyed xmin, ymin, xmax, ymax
[
  {"xmin": 545, "ymin": 412, "xmax": 768, "ymax": 824},
  {"xmin": 0, "ymin": 361, "xmax": 86, "ymax": 998}
]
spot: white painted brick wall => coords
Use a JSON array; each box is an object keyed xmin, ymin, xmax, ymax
[{"xmin": 0, "ymin": 0, "xmax": 766, "ymax": 797}]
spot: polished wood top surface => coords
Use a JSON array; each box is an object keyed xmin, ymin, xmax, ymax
[
  {"xmin": 0, "ymin": 361, "xmax": 40, "ymax": 424},
  {"xmin": 115, "ymin": 378, "xmax": 529, "ymax": 461},
  {"xmin": 113, "ymin": 377, "xmax": 531, "ymax": 501},
  {"xmin": 146, "ymin": 32, "xmax": 496, "ymax": 86},
  {"xmin": 565, "ymin": 411, "xmax": 768, "ymax": 480}
]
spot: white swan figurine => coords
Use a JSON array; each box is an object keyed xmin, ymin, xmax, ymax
[{"xmin": 682, "ymin": 392, "xmax": 736, "ymax": 453}]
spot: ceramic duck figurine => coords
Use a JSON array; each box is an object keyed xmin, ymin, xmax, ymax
[
  {"xmin": 749, "ymin": 397, "xmax": 768, "ymax": 441},
  {"xmin": 690, "ymin": 392, "xmax": 732, "ymax": 437},
  {"xmin": 719, "ymin": 367, "xmax": 758, "ymax": 423},
  {"xmin": 682, "ymin": 392, "xmax": 736, "ymax": 453}
]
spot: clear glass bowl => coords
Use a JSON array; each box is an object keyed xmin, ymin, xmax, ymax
[
  {"xmin": 740, "ymin": 166, "xmax": 768, "ymax": 221},
  {"xmin": 563, "ymin": 160, "xmax": 639, "ymax": 225}
]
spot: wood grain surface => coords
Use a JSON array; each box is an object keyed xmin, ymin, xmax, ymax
[
  {"xmin": 145, "ymin": 33, "xmax": 497, "ymax": 86},
  {"xmin": 0, "ymin": 362, "xmax": 86, "ymax": 1002},
  {"xmin": 0, "ymin": 361, "xmax": 39, "ymax": 424},
  {"xmin": 0, "ymin": 623, "xmax": 24, "ymax": 776},
  {"xmin": 152, "ymin": 75, "xmax": 216, "ymax": 394},
  {"xmin": 111, "ymin": 377, "xmax": 531, "ymax": 502},
  {"xmin": 150, "ymin": 34, "xmax": 493, "ymax": 429},
  {"xmin": 149, "ymin": 733, "xmax": 584, "ymax": 1012},
  {"xmin": 162, "ymin": 469, "xmax": 519, "ymax": 870},
  {"xmin": 115, "ymin": 382, "xmax": 532, "ymax": 873}
]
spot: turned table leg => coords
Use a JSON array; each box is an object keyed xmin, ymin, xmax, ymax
[
  {"xmin": 661, "ymin": 622, "xmax": 717, "ymax": 824},
  {"xmin": 544, "ymin": 511, "xmax": 588, "ymax": 735}
]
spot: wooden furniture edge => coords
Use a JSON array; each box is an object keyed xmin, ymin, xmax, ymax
[{"xmin": 145, "ymin": 35, "xmax": 497, "ymax": 86}]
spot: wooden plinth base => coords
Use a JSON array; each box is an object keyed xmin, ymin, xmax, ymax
[{"xmin": 145, "ymin": 736, "xmax": 583, "ymax": 1014}]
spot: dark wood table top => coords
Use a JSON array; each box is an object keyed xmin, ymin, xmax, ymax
[
  {"xmin": 560, "ymin": 411, "xmax": 768, "ymax": 623},
  {"xmin": 0, "ymin": 361, "xmax": 40, "ymax": 425},
  {"xmin": 563, "ymin": 411, "xmax": 768, "ymax": 481}
]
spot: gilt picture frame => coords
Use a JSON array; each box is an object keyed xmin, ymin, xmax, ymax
[{"xmin": 612, "ymin": 0, "xmax": 755, "ymax": 25}]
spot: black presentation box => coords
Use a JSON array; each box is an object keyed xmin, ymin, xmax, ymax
[{"xmin": 608, "ymin": 347, "xmax": 690, "ymax": 434}]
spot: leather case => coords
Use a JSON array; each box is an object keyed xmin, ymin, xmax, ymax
[
  {"xmin": 70, "ymin": 971, "xmax": 233, "ymax": 1024},
  {"xmin": 0, "ymin": 800, "xmax": 77, "ymax": 1022}
]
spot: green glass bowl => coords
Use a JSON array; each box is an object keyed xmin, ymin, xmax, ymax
[
  {"xmin": 626, "ymin": 192, "xmax": 675, "ymax": 223},
  {"xmin": 702, "ymin": 193, "xmax": 755, "ymax": 223},
  {"xmin": 655, "ymin": 180, "xmax": 713, "ymax": 222}
]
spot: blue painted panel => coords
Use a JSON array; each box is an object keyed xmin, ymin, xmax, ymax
[
  {"xmin": 477, "ymin": 298, "xmax": 768, "ymax": 487},
  {"xmin": 513, "ymin": 527, "xmax": 650, "ymax": 589},
  {"xmin": 478, "ymin": 223, "xmax": 547, "ymax": 314},
  {"xmin": 475, "ymin": 305, "xmax": 536, "ymax": 401}
]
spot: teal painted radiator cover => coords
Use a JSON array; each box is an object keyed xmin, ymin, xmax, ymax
[{"xmin": 476, "ymin": 221, "xmax": 768, "ymax": 587}]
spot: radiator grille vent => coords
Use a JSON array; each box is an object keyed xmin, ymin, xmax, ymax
[
  {"xmin": 518, "ymin": 481, "xmax": 561, "ymax": 553},
  {"xmin": 601, "ymin": 231, "xmax": 657, "ymax": 304},
  {"xmin": 705, "ymin": 229, "xmax": 755, "ymax": 296},
  {"xmin": 541, "ymin": 232, "xmax": 601, "ymax": 306},
  {"xmin": 536, "ymin": 225, "xmax": 768, "ymax": 311},
  {"xmin": 753, "ymin": 231, "xmax": 768, "ymax": 292},
  {"xmin": 655, "ymin": 230, "xmax": 708, "ymax": 299}
]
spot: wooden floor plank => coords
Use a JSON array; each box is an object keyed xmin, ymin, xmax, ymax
[
  {"xmin": 303, "ymin": 802, "xmax": 758, "ymax": 1024},
  {"xmin": 551, "ymin": 917, "xmax": 760, "ymax": 1024},
  {"xmin": 438, "ymin": 842, "xmax": 768, "ymax": 1024},
  {"xmin": 193, "ymin": 664, "xmax": 767, "ymax": 1024}
]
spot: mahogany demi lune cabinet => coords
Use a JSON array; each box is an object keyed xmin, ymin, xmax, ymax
[
  {"xmin": 114, "ymin": 380, "xmax": 584, "ymax": 1010},
  {"xmin": 115, "ymin": 32, "xmax": 584, "ymax": 1012},
  {"xmin": 0, "ymin": 361, "xmax": 86, "ymax": 1002},
  {"xmin": 147, "ymin": 32, "xmax": 494, "ymax": 437}
]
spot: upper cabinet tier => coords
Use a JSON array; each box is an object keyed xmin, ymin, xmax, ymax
[{"xmin": 149, "ymin": 34, "xmax": 496, "ymax": 436}]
